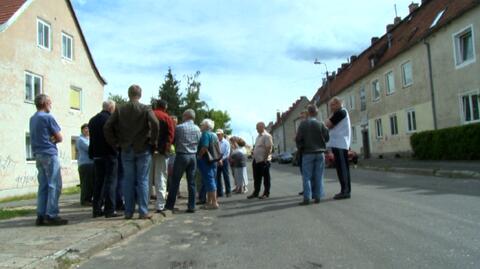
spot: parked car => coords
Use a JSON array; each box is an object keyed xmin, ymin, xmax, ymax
[
  {"xmin": 325, "ymin": 148, "xmax": 358, "ymax": 168},
  {"xmin": 278, "ymin": 152, "xmax": 293, "ymax": 164}
]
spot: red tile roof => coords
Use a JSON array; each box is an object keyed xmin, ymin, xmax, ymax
[
  {"xmin": 312, "ymin": 0, "xmax": 479, "ymax": 104},
  {"xmin": 271, "ymin": 96, "xmax": 309, "ymax": 131},
  {"xmin": 0, "ymin": 0, "xmax": 106, "ymax": 85},
  {"xmin": 0, "ymin": 0, "xmax": 26, "ymax": 25}
]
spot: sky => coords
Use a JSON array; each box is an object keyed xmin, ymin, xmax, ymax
[{"xmin": 71, "ymin": 0, "xmax": 414, "ymax": 144}]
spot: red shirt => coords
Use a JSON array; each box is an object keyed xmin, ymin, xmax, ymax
[{"xmin": 153, "ymin": 109, "xmax": 175, "ymax": 154}]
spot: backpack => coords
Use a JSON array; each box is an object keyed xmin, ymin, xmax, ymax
[{"xmin": 207, "ymin": 135, "xmax": 222, "ymax": 163}]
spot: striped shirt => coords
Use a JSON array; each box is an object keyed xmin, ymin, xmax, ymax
[{"xmin": 174, "ymin": 120, "xmax": 201, "ymax": 154}]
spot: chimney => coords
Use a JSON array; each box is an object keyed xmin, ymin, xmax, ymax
[
  {"xmin": 409, "ymin": 2, "xmax": 419, "ymax": 14},
  {"xmin": 341, "ymin": 63, "xmax": 349, "ymax": 69},
  {"xmin": 421, "ymin": 0, "xmax": 429, "ymax": 4},
  {"xmin": 276, "ymin": 112, "xmax": 281, "ymax": 122},
  {"xmin": 331, "ymin": 71, "xmax": 336, "ymax": 78},
  {"xmin": 350, "ymin": 55, "xmax": 358, "ymax": 62},
  {"xmin": 337, "ymin": 68, "xmax": 342, "ymax": 74},
  {"xmin": 386, "ymin": 24, "xmax": 395, "ymax": 32},
  {"xmin": 371, "ymin": 37, "xmax": 379, "ymax": 45},
  {"xmin": 394, "ymin": 16, "xmax": 402, "ymax": 25}
]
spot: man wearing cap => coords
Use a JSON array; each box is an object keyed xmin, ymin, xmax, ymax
[{"xmin": 215, "ymin": 129, "xmax": 232, "ymax": 197}]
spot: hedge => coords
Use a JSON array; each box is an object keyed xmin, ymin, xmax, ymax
[{"xmin": 410, "ymin": 123, "xmax": 480, "ymax": 160}]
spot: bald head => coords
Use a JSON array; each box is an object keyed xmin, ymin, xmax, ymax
[{"xmin": 256, "ymin": 122, "xmax": 265, "ymax": 134}]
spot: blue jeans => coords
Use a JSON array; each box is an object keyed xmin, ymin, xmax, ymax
[
  {"xmin": 198, "ymin": 159, "xmax": 217, "ymax": 192},
  {"xmin": 301, "ymin": 152, "xmax": 325, "ymax": 200},
  {"xmin": 121, "ymin": 146, "xmax": 151, "ymax": 216},
  {"xmin": 35, "ymin": 154, "xmax": 62, "ymax": 218},
  {"xmin": 166, "ymin": 153, "xmax": 197, "ymax": 210},
  {"xmin": 216, "ymin": 159, "xmax": 231, "ymax": 196}
]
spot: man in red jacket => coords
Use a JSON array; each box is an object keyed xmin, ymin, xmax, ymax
[{"xmin": 150, "ymin": 99, "xmax": 175, "ymax": 213}]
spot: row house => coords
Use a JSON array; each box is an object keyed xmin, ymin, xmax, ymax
[
  {"xmin": 312, "ymin": 0, "xmax": 479, "ymax": 158},
  {"xmin": 0, "ymin": 0, "xmax": 106, "ymax": 198}
]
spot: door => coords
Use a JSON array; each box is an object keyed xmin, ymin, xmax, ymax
[{"xmin": 362, "ymin": 129, "xmax": 370, "ymax": 159}]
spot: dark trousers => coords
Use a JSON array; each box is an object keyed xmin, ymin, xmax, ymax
[
  {"xmin": 165, "ymin": 153, "xmax": 197, "ymax": 210},
  {"xmin": 216, "ymin": 160, "xmax": 231, "ymax": 196},
  {"xmin": 332, "ymin": 147, "xmax": 351, "ymax": 194},
  {"xmin": 93, "ymin": 156, "xmax": 118, "ymax": 215},
  {"xmin": 116, "ymin": 154, "xmax": 124, "ymax": 209},
  {"xmin": 252, "ymin": 160, "xmax": 271, "ymax": 196},
  {"xmin": 78, "ymin": 163, "xmax": 94, "ymax": 204}
]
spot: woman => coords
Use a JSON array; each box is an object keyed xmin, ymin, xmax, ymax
[
  {"xmin": 76, "ymin": 123, "xmax": 94, "ymax": 206},
  {"xmin": 197, "ymin": 119, "xmax": 219, "ymax": 209},
  {"xmin": 230, "ymin": 138, "xmax": 249, "ymax": 194}
]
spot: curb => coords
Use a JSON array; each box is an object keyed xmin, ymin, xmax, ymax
[
  {"xmin": 359, "ymin": 165, "xmax": 480, "ymax": 180},
  {"xmin": 24, "ymin": 210, "xmax": 173, "ymax": 269}
]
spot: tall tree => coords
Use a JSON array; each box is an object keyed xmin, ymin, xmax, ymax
[
  {"xmin": 157, "ymin": 68, "xmax": 182, "ymax": 118},
  {"xmin": 108, "ymin": 92, "xmax": 128, "ymax": 105},
  {"xmin": 182, "ymin": 71, "xmax": 207, "ymax": 125},
  {"xmin": 207, "ymin": 109, "xmax": 232, "ymax": 134}
]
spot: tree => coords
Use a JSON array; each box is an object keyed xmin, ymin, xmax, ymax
[
  {"xmin": 108, "ymin": 92, "xmax": 128, "ymax": 105},
  {"xmin": 207, "ymin": 109, "xmax": 232, "ymax": 134},
  {"xmin": 156, "ymin": 68, "xmax": 183, "ymax": 118},
  {"xmin": 181, "ymin": 71, "xmax": 208, "ymax": 125}
]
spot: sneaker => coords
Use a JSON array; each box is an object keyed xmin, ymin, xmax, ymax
[{"xmin": 44, "ymin": 216, "xmax": 68, "ymax": 226}]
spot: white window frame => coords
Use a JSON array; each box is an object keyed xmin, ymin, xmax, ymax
[
  {"xmin": 24, "ymin": 71, "xmax": 43, "ymax": 103},
  {"xmin": 360, "ymin": 86, "xmax": 366, "ymax": 111},
  {"xmin": 453, "ymin": 25, "xmax": 476, "ymax": 69},
  {"xmin": 374, "ymin": 118, "xmax": 383, "ymax": 139},
  {"xmin": 389, "ymin": 114, "xmax": 398, "ymax": 136},
  {"xmin": 385, "ymin": 70, "xmax": 396, "ymax": 95},
  {"xmin": 25, "ymin": 132, "xmax": 35, "ymax": 162},
  {"xmin": 406, "ymin": 108, "xmax": 417, "ymax": 133},
  {"xmin": 371, "ymin": 79, "xmax": 381, "ymax": 102},
  {"xmin": 351, "ymin": 125, "xmax": 357, "ymax": 143},
  {"xmin": 401, "ymin": 61, "xmax": 413, "ymax": 87},
  {"xmin": 61, "ymin": 32, "xmax": 73, "ymax": 61},
  {"xmin": 458, "ymin": 90, "xmax": 480, "ymax": 124},
  {"xmin": 69, "ymin": 86, "xmax": 83, "ymax": 111},
  {"xmin": 37, "ymin": 18, "xmax": 51, "ymax": 50}
]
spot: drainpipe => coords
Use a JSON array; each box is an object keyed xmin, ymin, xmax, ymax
[
  {"xmin": 282, "ymin": 120, "xmax": 287, "ymax": 153},
  {"xmin": 424, "ymin": 39, "xmax": 438, "ymax": 130}
]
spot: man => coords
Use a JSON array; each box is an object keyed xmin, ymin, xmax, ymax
[
  {"xmin": 215, "ymin": 129, "xmax": 231, "ymax": 197},
  {"xmin": 88, "ymin": 100, "xmax": 121, "ymax": 218},
  {"xmin": 104, "ymin": 85, "xmax": 159, "ymax": 219},
  {"xmin": 247, "ymin": 122, "xmax": 273, "ymax": 200},
  {"xmin": 325, "ymin": 97, "xmax": 352, "ymax": 200},
  {"xmin": 29, "ymin": 94, "xmax": 68, "ymax": 226},
  {"xmin": 165, "ymin": 109, "xmax": 201, "ymax": 213},
  {"xmin": 296, "ymin": 105, "xmax": 329, "ymax": 205},
  {"xmin": 76, "ymin": 124, "xmax": 94, "ymax": 206},
  {"xmin": 149, "ymin": 99, "xmax": 175, "ymax": 213}
]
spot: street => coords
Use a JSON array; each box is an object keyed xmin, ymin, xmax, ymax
[{"xmin": 79, "ymin": 163, "xmax": 480, "ymax": 269}]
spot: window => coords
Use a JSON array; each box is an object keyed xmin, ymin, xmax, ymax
[
  {"xmin": 62, "ymin": 33, "xmax": 73, "ymax": 60},
  {"xmin": 460, "ymin": 91, "xmax": 480, "ymax": 123},
  {"xmin": 430, "ymin": 10, "xmax": 445, "ymax": 28},
  {"xmin": 25, "ymin": 72, "xmax": 43, "ymax": 102},
  {"xmin": 389, "ymin": 114, "xmax": 398, "ymax": 135},
  {"xmin": 454, "ymin": 26, "xmax": 475, "ymax": 67},
  {"xmin": 69, "ymin": 87, "xmax": 82, "ymax": 110},
  {"xmin": 402, "ymin": 61, "xmax": 413, "ymax": 87},
  {"xmin": 351, "ymin": 126, "xmax": 357, "ymax": 143},
  {"xmin": 25, "ymin": 133, "xmax": 34, "ymax": 161},
  {"xmin": 360, "ymin": 87, "xmax": 366, "ymax": 111},
  {"xmin": 37, "ymin": 19, "xmax": 50, "ymax": 49},
  {"xmin": 348, "ymin": 95, "xmax": 355, "ymax": 110},
  {"xmin": 71, "ymin": 136, "xmax": 78, "ymax": 161},
  {"xmin": 406, "ymin": 109, "xmax": 417, "ymax": 132},
  {"xmin": 385, "ymin": 71, "xmax": 395, "ymax": 95},
  {"xmin": 375, "ymin": 118, "xmax": 383, "ymax": 138},
  {"xmin": 372, "ymin": 80, "xmax": 381, "ymax": 101}
]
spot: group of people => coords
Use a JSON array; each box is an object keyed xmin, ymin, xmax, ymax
[{"xmin": 29, "ymin": 84, "xmax": 260, "ymax": 226}]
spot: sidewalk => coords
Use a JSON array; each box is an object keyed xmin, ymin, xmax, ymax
[
  {"xmin": 358, "ymin": 158, "xmax": 480, "ymax": 179},
  {"xmin": 0, "ymin": 192, "xmax": 185, "ymax": 269}
]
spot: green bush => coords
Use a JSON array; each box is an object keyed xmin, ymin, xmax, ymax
[{"xmin": 410, "ymin": 123, "xmax": 480, "ymax": 160}]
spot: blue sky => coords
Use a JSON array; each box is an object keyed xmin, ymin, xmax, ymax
[{"xmin": 72, "ymin": 0, "xmax": 414, "ymax": 143}]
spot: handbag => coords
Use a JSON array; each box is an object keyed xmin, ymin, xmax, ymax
[{"xmin": 207, "ymin": 136, "xmax": 222, "ymax": 163}]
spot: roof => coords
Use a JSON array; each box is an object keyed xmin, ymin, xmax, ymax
[
  {"xmin": 271, "ymin": 96, "xmax": 309, "ymax": 131},
  {"xmin": 312, "ymin": 0, "xmax": 479, "ymax": 104},
  {"xmin": 0, "ymin": 0, "xmax": 107, "ymax": 85}
]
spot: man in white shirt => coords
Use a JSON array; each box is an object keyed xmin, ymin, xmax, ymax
[
  {"xmin": 215, "ymin": 129, "xmax": 232, "ymax": 197},
  {"xmin": 247, "ymin": 122, "xmax": 273, "ymax": 200}
]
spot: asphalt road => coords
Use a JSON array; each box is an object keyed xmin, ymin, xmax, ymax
[{"xmin": 79, "ymin": 163, "xmax": 480, "ymax": 269}]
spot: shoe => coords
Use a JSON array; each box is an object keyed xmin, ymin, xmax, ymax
[
  {"xmin": 35, "ymin": 216, "xmax": 45, "ymax": 226},
  {"xmin": 333, "ymin": 193, "xmax": 351, "ymax": 200},
  {"xmin": 185, "ymin": 208, "xmax": 195, "ymax": 213},
  {"xmin": 299, "ymin": 200, "xmax": 310, "ymax": 206},
  {"xmin": 259, "ymin": 194, "xmax": 269, "ymax": 200},
  {"xmin": 81, "ymin": 201, "xmax": 93, "ymax": 207},
  {"xmin": 247, "ymin": 194, "xmax": 258, "ymax": 199},
  {"xmin": 226, "ymin": 193, "xmax": 232, "ymax": 198},
  {"xmin": 298, "ymin": 191, "xmax": 304, "ymax": 196},
  {"xmin": 150, "ymin": 195, "xmax": 157, "ymax": 200},
  {"xmin": 314, "ymin": 199, "xmax": 321, "ymax": 204},
  {"xmin": 92, "ymin": 212, "xmax": 104, "ymax": 218},
  {"xmin": 124, "ymin": 215, "xmax": 133, "ymax": 220},
  {"xmin": 139, "ymin": 214, "xmax": 153, "ymax": 220},
  {"xmin": 115, "ymin": 204, "xmax": 125, "ymax": 211},
  {"xmin": 196, "ymin": 201, "xmax": 206, "ymax": 205},
  {"xmin": 44, "ymin": 216, "xmax": 68, "ymax": 226},
  {"xmin": 105, "ymin": 213, "xmax": 123, "ymax": 218}
]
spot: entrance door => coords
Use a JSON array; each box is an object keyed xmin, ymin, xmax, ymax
[{"xmin": 362, "ymin": 129, "xmax": 370, "ymax": 159}]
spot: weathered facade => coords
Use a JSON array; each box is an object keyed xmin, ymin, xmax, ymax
[
  {"xmin": 0, "ymin": 0, "xmax": 105, "ymax": 198},
  {"xmin": 313, "ymin": 0, "xmax": 479, "ymax": 158}
]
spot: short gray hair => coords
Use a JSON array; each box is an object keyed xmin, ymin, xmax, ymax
[
  {"xmin": 34, "ymin": 94, "xmax": 49, "ymax": 110},
  {"xmin": 102, "ymin": 100, "xmax": 115, "ymax": 111},
  {"xmin": 330, "ymin": 96, "xmax": 343, "ymax": 106},
  {"xmin": 128, "ymin": 84, "xmax": 142, "ymax": 99},
  {"xmin": 183, "ymin": 109, "xmax": 196, "ymax": 119},
  {"xmin": 201, "ymin": 118, "xmax": 215, "ymax": 130}
]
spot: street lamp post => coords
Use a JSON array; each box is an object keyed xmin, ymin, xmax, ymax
[{"xmin": 314, "ymin": 58, "xmax": 330, "ymax": 117}]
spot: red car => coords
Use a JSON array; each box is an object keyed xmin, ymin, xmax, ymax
[{"xmin": 325, "ymin": 148, "xmax": 358, "ymax": 168}]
